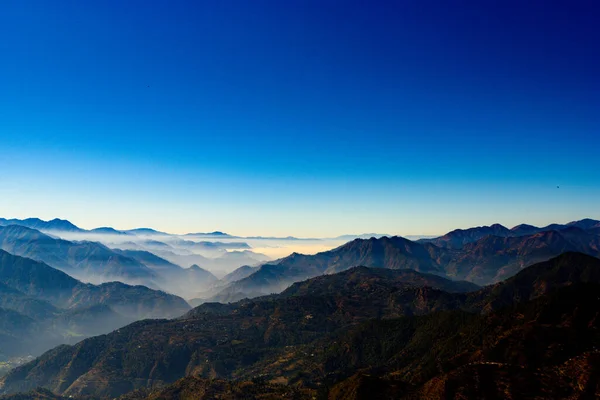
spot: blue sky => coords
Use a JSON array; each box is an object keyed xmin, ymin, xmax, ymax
[{"xmin": 0, "ymin": 0, "xmax": 598, "ymax": 236}]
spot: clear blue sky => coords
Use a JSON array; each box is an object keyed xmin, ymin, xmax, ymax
[{"xmin": 0, "ymin": 0, "xmax": 598, "ymax": 237}]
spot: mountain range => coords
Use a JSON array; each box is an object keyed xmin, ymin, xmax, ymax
[
  {"xmin": 5, "ymin": 216, "xmax": 598, "ymax": 242},
  {"xmin": 0, "ymin": 217, "xmax": 599, "ymax": 398},
  {"xmin": 0, "ymin": 249, "xmax": 190, "ymax": 366},
  {"xmin": 0, "ymin": 225, "xmax": 230, "ymax": 298},
  {"xmin": 0, "ymin": 225, "xmax": 160, "ymax": 287},
  {"xmin": 0, "ymin": 218, "xmax": 277, "ymax": 282},
  {"xmin": 201, "ymin": 219, "xmax": 600, "ymax": 302},
  {"xmin": 0, "ymin": 219, "xmax": 82, "ymax": 233},
  {"xmin": 418, "ymin": 218, "xmax": 600, "ymax": 248},
  {"xmin": 1, "ymin": 252, "xmax": 598, "ymax": 398},
  {"xmin": 0, "ymin": 218, "xmax": 295, "ymax": 241},
  {"xmin": 2, "ymin": 217, "xmax": 598, "ymax": 303}
]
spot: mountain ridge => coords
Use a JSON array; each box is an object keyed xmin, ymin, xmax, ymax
[
  {"xmin": 204, "ymin": 224, "xmax": 600, "ymax": 301},
  {"xmin": 0, "ymin": 225, "xmax": 160, "ymax": 288},
  {"xmin": 3, "ymin": 252, "xmax": 598, "ymax": 398},
  {"xmin": 0, "ymin": 249, "xmax": 190, "ymax": 320}
]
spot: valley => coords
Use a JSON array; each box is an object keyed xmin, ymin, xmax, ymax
[{"xmin": 0, "ymin": 217, "xmax": 598, "ymax": 398}]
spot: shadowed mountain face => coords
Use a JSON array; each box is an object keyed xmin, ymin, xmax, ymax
[
  {"xmin": 323, "ymin": 236, "xmax": 444, "ymax": 274},
  {"xmin": 0, "ymin": 250, "xmax": 190, "ymax": 367},
  {"xmin": 0, "ymin": 250, "xmax": 190, "ymax": 320},
  {"xmin": 207, "ymin": 226, "xmax": 600, "ymax": 301},
  {"xmin": 464, "ymin": 251, "xmax": 600, "ymax": 312},
  {"xmin": 0, "ymin": 226, "xmax": 159, "ymax": 288},
  {"xmin": 2, "ymin": 253, "xmax": 598, "ymax": 399},
  {"xmin": 0, "ymin": 281, "xmax": 58, "ymax": 321},
  {"xmin": 323, "ymin": 287, "xmax": 600, "ymax": 399},
  {"xmin": 277, "ymin": 267, "xmax": 479, "ymax": 298}
]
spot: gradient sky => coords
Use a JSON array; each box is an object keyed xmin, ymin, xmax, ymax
[{"xmin": 0, "ymin": 0, "xmax": 599, "ymax": 237}]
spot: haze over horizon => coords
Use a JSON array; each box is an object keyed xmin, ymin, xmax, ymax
[
  {"xmin": 1, "ymin": 1, "xmax": 598, "ymax": 237},
  {"xmin": 1, "ymin": 215, "xmax": 600, "ymax": 240}
]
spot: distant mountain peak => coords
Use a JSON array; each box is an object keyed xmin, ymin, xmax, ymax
[
  {"xmin": 184, "ymin": 231, "xmax": 233, "ymax": 237},
  {"xmin": 124, "ymin": 227, "xmax": 167, "ymax": 235},
  {"xmin": 511, "ymin": 223, "xmax": 537, "ymax": 230},
  {"xmin": 489, "ymin": 223, "xmax": 508, "ymax": 229},
  {"xmin": 90, "ymin": 227, "xmax": 129, "ymax": 235}
]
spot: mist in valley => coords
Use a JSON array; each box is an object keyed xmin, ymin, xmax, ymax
[
  {"xmin": 48, "ymin": 230, "xmax": 350, "ymax": 271},
  {"xmin": 29, "ymin": 228, "xmax": 355, "ymax": 299},
  {"xmin": 0, "ymin": 218, "xmax": 442, "ymax": 383}
]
